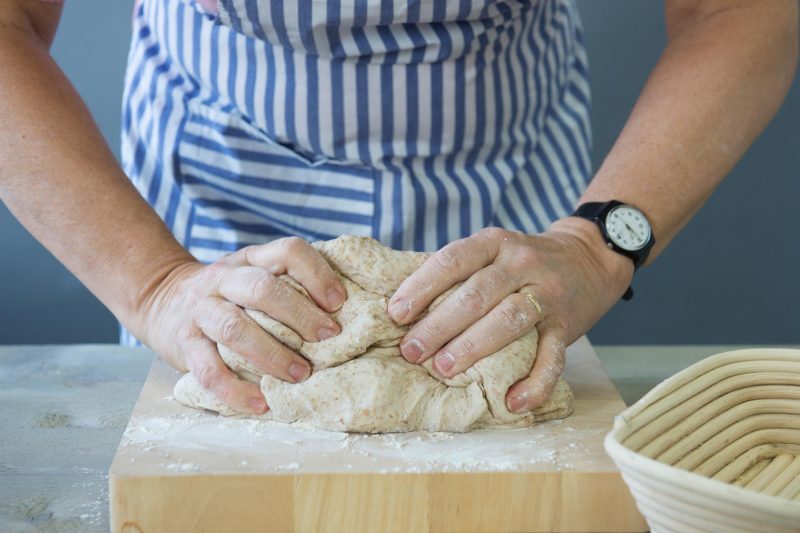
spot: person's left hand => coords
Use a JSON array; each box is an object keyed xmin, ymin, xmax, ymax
[{"xmin": 387, "ymin": 218, "xmax": 634, "ymax": 413}]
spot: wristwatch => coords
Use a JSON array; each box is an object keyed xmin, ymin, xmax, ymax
[{"xmin": 571, "ymin": 200, "xmax": 655, "ymax": 301}]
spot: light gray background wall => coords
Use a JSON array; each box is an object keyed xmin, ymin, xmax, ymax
[{"xmin": 1, "ymin": 0, "xmax": 798, "ymax": 345}]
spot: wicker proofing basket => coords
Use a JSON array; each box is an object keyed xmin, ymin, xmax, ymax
[{"xmin": 605, "ymin": 348, "xmax": 800, "ymax": 533}]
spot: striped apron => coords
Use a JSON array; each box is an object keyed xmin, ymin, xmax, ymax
[{"xmin": 120, "ymin": 0, "xmax": 592, "ymax": 343}]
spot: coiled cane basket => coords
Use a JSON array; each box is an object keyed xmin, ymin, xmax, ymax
[{"xmin": 605, "ymin": 349, "xmax": 800, "ymax": 533}]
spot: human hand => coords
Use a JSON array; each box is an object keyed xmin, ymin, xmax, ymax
[
  {"xmin": 134, "ymin": 237, "xmax": 346, "ymax": 414},
  {"xmin": 387, "ymin": 220, "xmax": 633, "ymax": 413}
]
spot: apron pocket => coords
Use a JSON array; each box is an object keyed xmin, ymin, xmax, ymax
[{"xmin": 175, "ymin": 99, "xmax": 377, "ymax": 248}]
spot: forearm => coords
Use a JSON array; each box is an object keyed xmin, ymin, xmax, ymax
[
  {"xmin": 0, "ymin": 9, "xmax": 193, "ymax": 332},
  {"xmin": 556, "ymin": 0, "xmax": 798, "ymax": 267}
]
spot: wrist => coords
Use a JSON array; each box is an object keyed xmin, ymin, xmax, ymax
[
  {"xmin": 120, "ymin": 253, "xmax": 199, "ymax": 339},
  {"xmin": 549, "ymin": 216, "xmax": 635, "ymax": 297}
]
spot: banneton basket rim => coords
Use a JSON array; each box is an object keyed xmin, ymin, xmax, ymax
[
  {"xmin": 619, "ymin": 348, "xmax": 800, "ymax": 423},
  {"xmin": 605, "ymin": 348, "xmax": 800, "ymax": 519}
]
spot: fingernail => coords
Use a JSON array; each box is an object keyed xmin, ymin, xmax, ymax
[
  {"xmin": 507, "ymin": 395, "xmax": 528, "ymax": 413},
  {"xmin": 434, "ymin": 352, "xmax": 455, "ymax": 374},
  {"xmin": 289, "ymin": 363, "xmax": 310, "ymax": 383},
  {"xmin": 401, "ymin": 339, "xmax": 424, "ymax": 363},
  {"xmin": 389, "ymin": 298, "xmax": 410, "ymax": 322},
  {"xmin": 250, "ymin": 397, "xmax": 267, "ymax": 412},
  {"xmin": 327, "ymin": 287, "xmax": 346, "ymax": 309},
  {"xmin": 317, "ymin": 325, "xmax": 339, "ymax": 341}
]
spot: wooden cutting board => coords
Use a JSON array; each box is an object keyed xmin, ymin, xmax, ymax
[{"xmin": 109, "ymin": 337, "xmax": 646, "ymax": 532}]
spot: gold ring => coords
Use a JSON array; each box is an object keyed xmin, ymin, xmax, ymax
[{"xmin": 522, "ymin": 290, "xmax": 543, "ymax": 320}]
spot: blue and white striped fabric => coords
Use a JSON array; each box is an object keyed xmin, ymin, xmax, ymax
[{"xmin": 120, "ymin": 0, "xmax": 592, "ymax": 343}]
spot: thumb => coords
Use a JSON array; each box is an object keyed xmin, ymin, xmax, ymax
[{"xmin": 505, "ymin": 328, "xmax": 567, "ymax": 413}]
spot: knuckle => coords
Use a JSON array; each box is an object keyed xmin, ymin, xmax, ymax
[
  {"xmin": 432, "ymin": 246, "xmax": 459, "ymax": 272},
  {"xmin": 478, "ymin": 226, "xmax": 506, "ymax": 241},
  {"xmin": 457, "ymin": 285, "xmax": 486, "ymax": 314},
  {"xmin": 508, "ymin": 246, "xmax": 538, "ymax": 270},
  {"xmin": 496, "ymin": 299, "xmax": 531, "ymax": 333},
  {"xmin": 220, "ymin": 314, "xmax": 248, "ymax": 345},
  {"xmin": 279, "ymin": 236, "xmax": 307, "ymax": 254},
  {"xmin": 250, "ymin": 273, "xmax": 280, "ymax": 302},
  {"xmin": 263, "ymin": 349, "xmax": 289, "ymax": 374},
  {"xmin": 240, "ymin": 244, "xmax": 267, "ymax": 267},
  {"xmin": 234, "ymin": 245, "xmax": 254, "ymax": 261},
  {"xmin": 196, "ymin": 363, "xmax": 223, "ymax": 391},
  {"xmin": 292, "ymin": 304, "xmax": 319, "ymax": 333},
  {"xmin": 455, "ymin": 336, "xmax": 478, "ymax": 358},
  {"xmin": 419, "ymin": 320, "xmax": 446, "ymax": 344},
  {"xmin": 284, "ymin": 276, "xmax": 311, "ymax": 298},
  {"xmin": 202, "ymin": 262, "xmax": 228, "ymax": 284}
]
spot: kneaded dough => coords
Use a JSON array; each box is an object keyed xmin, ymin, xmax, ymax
[{"xmin": 174, "ymin": 236, "xmax": 574, "ymax": 432}]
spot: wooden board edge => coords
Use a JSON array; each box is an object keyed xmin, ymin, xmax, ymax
[{"xmin": 109, "ymin": 470, "xmax": 646, "ymax": 533}]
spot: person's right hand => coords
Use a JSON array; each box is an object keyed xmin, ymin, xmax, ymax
[{"xmin": 134, "ymin": 237, "xmax": 346, "ymax": 414}]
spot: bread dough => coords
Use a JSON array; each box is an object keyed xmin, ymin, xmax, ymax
[{"xmin": 174, "ymin": 236, "xmax": 573, "ymax": 432}]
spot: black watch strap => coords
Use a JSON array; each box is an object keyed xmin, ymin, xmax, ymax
[
  {"xmin": 621, "ymin": 286, "xmax": 634, "ymax": 301},
  {"xmin": 572, "ymin": 201, "xmax": 616, "ymax": 220}
]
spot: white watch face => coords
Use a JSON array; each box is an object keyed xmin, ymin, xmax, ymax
[{"xmin": 605, "ymin": 205, "xmax": 651, "ymax": 251}]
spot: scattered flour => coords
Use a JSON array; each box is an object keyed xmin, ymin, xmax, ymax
[
  {"xmin": 119, "ymin": 410, "xmax": 595, "ymax": 474},
  {"xmin": 166, "ymin": 462, "xmax": 204, "ymax": 472}
]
